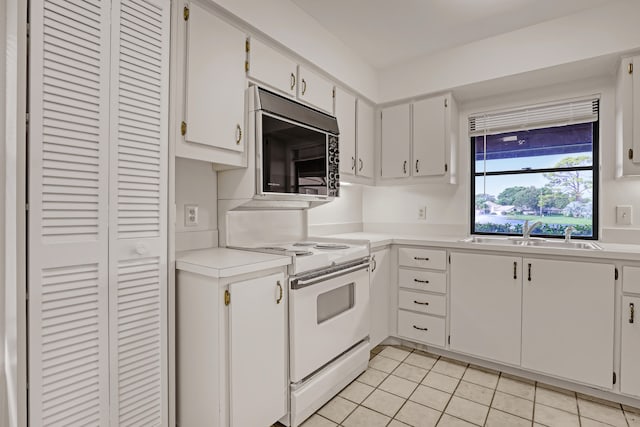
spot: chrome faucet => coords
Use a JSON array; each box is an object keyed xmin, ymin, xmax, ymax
[
  {"xmin": 564, "ymin": 225, "xmax": 575, "ymax": 243},
  {"xmin": 523, "ymin": 220, "xmax": 543, "ymax": 239}
]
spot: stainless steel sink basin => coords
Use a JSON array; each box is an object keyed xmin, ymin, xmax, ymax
[{"xmin": 461, "ymin": 236, "xmax": 602, "ymax": 250}]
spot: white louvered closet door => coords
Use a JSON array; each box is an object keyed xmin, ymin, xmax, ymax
[
  {"xmin": 109, "ymin": 0, "xmax": 170, "ymax": 426},
  {"xmin": 28, "ymin": 0, "xmax": 111, "ymax": 425}
]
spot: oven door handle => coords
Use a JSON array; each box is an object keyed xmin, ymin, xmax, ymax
[{"xmin": 291, "ymin": 262, "xmax": 370, "ymax": 289}]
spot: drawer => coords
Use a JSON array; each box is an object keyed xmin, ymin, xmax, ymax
[
  {"xmin": 398, "ymin": 290, "xmax": 446, "ymax": 316},
  {"xmin": 623, "ymin": 267, "xmax": 640, "ymax": 294},
  {"xmin": 398, "ymin": 247, "xmax": 446, "ymax": 270},
  {"xmin": 399, "ymin": 269, "xmax": 446, "ymax": 294},
  {"xmin": 397, "ymin": 310, "xmax": 445, "ymax": 347}
]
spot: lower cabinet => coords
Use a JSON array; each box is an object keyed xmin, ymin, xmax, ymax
[
  {"xmin": 177, "ymin": 269, "xmax": 287, "ymax": 427},
  {"xmin": 450, "ymin": 252, "xmax": 522, "ymax": 366},
  {"xmin": 370, "ymin": 247, "xmax": 391, "ymax": 348},
  {"xmin": 621, "ymin": 295, "xmax": 640, "ymax": 397},
  {"xmin": 521, "ymin": 258, "xmax": 614, "ymax": 389}
]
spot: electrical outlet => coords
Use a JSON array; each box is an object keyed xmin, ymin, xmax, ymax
[
  {"xmin": 418, "ymin": 206, "xmax": 427, "ymax": 220},
  {"xmin": 617, "ymin": 205, "xmax": 632, "ymax": 225},
  {"xmin": 185, "ymin": 204, "xmax": 199, "ymax": 227}
]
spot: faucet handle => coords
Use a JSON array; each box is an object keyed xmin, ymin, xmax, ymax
[
  {"xmin": 564, "ymin": 225, "xmax": 575, "ymax": 242},
  {"xmin": 523, "ymin": 220, "xmax": 529, "ymax": 233}
]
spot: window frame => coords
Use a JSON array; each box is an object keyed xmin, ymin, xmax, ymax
[{"xmin": 469, "ymin": 121, "xmax": 600, "ymax": 240}]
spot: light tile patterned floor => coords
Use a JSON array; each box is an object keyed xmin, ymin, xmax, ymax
[{"xmin": 300, "ymin": 345, "xmax": 640, "ymax": 427}]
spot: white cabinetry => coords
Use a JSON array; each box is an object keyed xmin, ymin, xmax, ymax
[
  {"xmin": 381, "ymin": 94, "xmax": 457, "ymax": 182},
  {"xmin": 248, "ymin": 38, "xmax": 334, "ymax": 114},
  {"xmin": 335, "ymin": 88, "xmax": 375, "ymax": 181},
  {"xmin": 450, "ymin": 253, "xmax": 522, "ymax": 366},
  {"xmin": 621, "ymin": 266, "xmax": 640, "ymax": 397},
  {"xmin": 176, "ymin": 265, "xmax": 288, "ymax": 427},
  {"xmin": 183, "ymin": 3, "xmax": 246, "ymax": 154},
  {"xmin": 521, "ymin": 259, "xmax": 614, "ymax": 389},
  {"xmin": 616, "ymin": 55, "xmax": 640, "ymax": 176},
  {"xmin": 28, "ymin": 0, "xmax": 170, "ymax": 425},
  {"xmin": 370, "ymin": 247, "xmax": 391, "ymax": 348}
]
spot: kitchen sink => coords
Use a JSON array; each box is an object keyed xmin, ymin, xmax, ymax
[{"xmin": 461, "ymin": 236, "xmax": 603, "ymax": 250}]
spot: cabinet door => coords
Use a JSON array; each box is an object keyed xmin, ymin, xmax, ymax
[
  {"xmin": 522, "ymin": 259, "xmax": 614, "ymax": 388},
  {"xmin": 621, "ymin": 296, "xmax": 640, "ymax": 397},
  {"xmin": 370, "ymin": 248, "xmax": 390, "ymax": 348},
  {"xmin": 298, "ymin": 65, "xmax": 334, "ymax": 114},
  {"xmin": 413, "ymin": 96, "xmax": 446, "ymax": 176},
  {"xmin": 229, "ymin": 273, "xmax": 287, "ymax": 427},
  {"xmin": 29, "ymin": 0, "xmax": 111, "ymax": 424},
  {"xmin": 450, "ymin": 253, "xmax": 522, "ymax": 366},
  {"xmin": 357, "ymin": 100, "xmax": 375, "ymax": 179},
  {"xmin": 335, "ymin": 87, "xmax": 357, "ymax": 175},
  {"xmin": 185, "ymin": 3, "xmax": 245, "ymax": 152},
  {"xmin": 248, "ymin": 38, "xmax": 297, "ymax": 96},
  {"xmin": 381, "ymin": 104, "xmax": 411, "ymax": 178},
  {"xmin": 109, "ymin": 0, "xmax": 170, "ymax": 424}
]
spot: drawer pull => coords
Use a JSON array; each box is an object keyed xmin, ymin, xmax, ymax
[
  {"xmin": 414, "ymin": 278, "xmax": 430, "ymax": 284},
  {"xmin": 527, "ymin": 263, "xmax": 532, "ymax": 282},
  {"xmin": 631, "ymin": 303, "xmax": 635, "ymax": 324},
  {"xmin": 414, "ymin": 257, "xmax": 430, "ymax": 261},
  {"xmin": 412, "ymin": 325, "xmax": 428, "ymax": 331},
  {"xmin": 413, "ymin": 300, "xmax": 429, "ymax": 306},
  {"xmin": 513, "ymin": 261, "xmax": 517, "ymax": 280}
]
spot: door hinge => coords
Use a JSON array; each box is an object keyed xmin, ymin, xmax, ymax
[
  {"xmin": 448, "ymin": 254, "xmax": 451, "ymax": 264},
  {"xmin": 629, "ymin": 63, "xmax": 634, "ymax": 74},
  {"xmin": 245, "ymin": 60, "xmax": 249, "ymax": 73},
  {"xmin": 25, "ymin": 112, "xmax": 29, "ymax": 125},
  {"xmin": 629, "ymin": 148, "xmax": 634, "ymax": 160},
  {"xmin": 245, "ymin": 38, "xmax": 250, "ymax": 53},
  {"xmin": 444, "ymin": 163, "xmax": 448, "ymax": 172},
  {"xmin": 444, "ymin": 98, "xmax": 448, "ymax": 108},
  {"xmin": 615, "ymin": 268, "xmax": 619, "ymax": 281},
  {"xmin": 613, "ymin": 371, "xmax": 617, "ymax": 385},
  {"xmin": 25, "ymin": 203, "xmax": 29, "ymax": 211},
  {"xmin": 448, "ymin": 335, "xmax": 451, "ymax": 345},
  {"xmin": 181, "ymin": 121, "xmax": 187, "ymax": 136},
  {"xmin": 183, "ymin": 6, "xmax": 189, "ymax": 21},
  {"xmin": 224, "ymin": 290, "xmax": 230, "ymax": 306}
]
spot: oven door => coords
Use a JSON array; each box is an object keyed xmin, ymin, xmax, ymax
[{"xmin": 289, "ymin": 262, "xmax": 370, "ymax": 383}]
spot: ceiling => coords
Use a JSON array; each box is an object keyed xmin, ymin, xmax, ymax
[{"xmin": 291, "ymin": 0, "xmax": 620, "ymax": 70}]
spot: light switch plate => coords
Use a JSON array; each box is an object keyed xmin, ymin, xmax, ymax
[
  {"xmin": 617, "ymin": 205, "xmax": 632, "ymax": 225},
  {"xmin": 185, "ymin": 204, "xmax": 199, "ymax": 227}
]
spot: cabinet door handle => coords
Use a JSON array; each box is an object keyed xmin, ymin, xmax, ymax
[
  {"xmin": 630, "ymin": 303, "xmax": 635, "ymax": 324},
  {"xmin": 513, "ymin": 261, "xmax": 517, "ymax": 280},
  {"xmin": 414, "ymin": 278, "xmax": 429, "ymax": 284},
  {"xmin": 359, "ymin": 158, "xmax": 363, "ymax": 171},
  {"xmin": 403, "ymin": 160, "xmax": 407, "ymax": 174},
  {"xmin": 276, "ymin": 281, "xmax": 283, "ymax": 304},
  {"xmin": 413, "ymin": 300, "xmax": 429, "ymax": 306},
  {"xmin": 371, "ymin": 255, "xmax": 377, "ymax": 272},
  {"xmin": 290, "ymin": 72, "xmax": 296, "ymax": 90},
  {"xmin": 236, "ymin": 124, "xmax": 242, "ymax": 144},
  {"xmin": 416, "ymin": 159, "xmax": 420, "ymax": 174},
  {"xmin": 527, "ymin": 263, "xmax": 532, "ymax": 282},
  {"xmin": 301, "ymin": 78, "xmax": 307, "ymax": 95},
  {"xmin": 414, "ymin": 256, "xmax": 429, "ymax": 261},
  {"xmin": 412, "ymin": 325, "xmax": 428, "ymax": 331},
  {"xmin": 351, "ymin": 156, "xmax": 355, "ymax": 170}
]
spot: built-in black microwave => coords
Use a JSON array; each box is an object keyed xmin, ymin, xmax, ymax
[{"xmin": 253, "ymin": 87, "xmax": 340, "ymax": 199}]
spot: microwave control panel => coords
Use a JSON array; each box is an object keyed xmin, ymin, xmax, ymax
[{"xmin": 328, "ymin": 135, "xmax": 340, "ymax": 197}]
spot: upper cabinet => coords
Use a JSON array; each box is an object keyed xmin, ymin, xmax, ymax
[
  {"xmin": 357, "ymin": 100, "xmax": 376, "ymax": 179},
  {"xmin": 335, "ymin": 88, "xmax": 375, "ymax": 182},
  {"xmin": 247, "ymin": 38, "xmax": 334, "ymax": 114},
  {"xmin": 177, "ymin": 2, "xmax": 248, "ymax": 167},
  {"xmin": 335, "ymin": 88, "xmax": 357, "ymax": 175},
  {"xmin": 380, "ymin": 93, "xmax": 458, "ymax": 183},
  {"xmin": 616, "ymin": 55, "xmax": 640, "ymax": 177}
]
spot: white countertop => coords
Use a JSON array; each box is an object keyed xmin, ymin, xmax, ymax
[
  {"xmin": 176, "ymin": 247, "xmax": 291, "ymax": 278},
  {"xmin": 322, "ymin": 232, "xmax": 640, "ymax": 261}
]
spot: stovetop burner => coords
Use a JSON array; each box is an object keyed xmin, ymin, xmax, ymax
[{"xmin": 314, "ymin": 243, "xmax": 350, "ymax": 250}]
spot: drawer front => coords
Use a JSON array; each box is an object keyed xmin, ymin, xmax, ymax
[
  {"xmin": 399, "ymin": 290, "xmax": 446, "ymax": 316},
  {"xmin": 623, "ymin": 266, "xmax": 640, "ymax": 294},
  {"xmin": 398, "ymin": 310, "xmax": 445, "ymax": 347},
  {"xmin": 398, "ymin": 247, "xmax": 446, "ymax": 270},
  {"xmin": 399, "ymin": 269, "xmax": 446, "ymax": 293}
]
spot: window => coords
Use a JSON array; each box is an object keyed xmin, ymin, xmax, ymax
[{"xmin": 470, "ymin": 98, "xmax": 599, "ymax": 239}]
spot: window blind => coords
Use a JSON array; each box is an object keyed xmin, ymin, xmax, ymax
[{"xmin": 469, "ymin": 97, "xmax": 599, "ymax": 137}]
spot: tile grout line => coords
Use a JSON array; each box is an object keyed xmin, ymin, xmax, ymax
[
  {"xmin": 531, "ymin": 380, "xmax": 537, "ymax": 427},
  {"xmin": 434, "ymin": 358, "xmax": 469, "ymax": 426},
  {"xmin": 482, "ymin": 371, "xmax": 501, "ymax": 426}
]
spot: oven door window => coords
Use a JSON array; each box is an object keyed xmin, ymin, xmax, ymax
[
  {"xmin": 317, "ymin": 282, "xmax": 355, "ymax": 324},
  {"xmin": 262, "ymin": 114, "xmax": 328, "ymax": 195}
]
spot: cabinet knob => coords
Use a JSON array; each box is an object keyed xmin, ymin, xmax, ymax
[
  {"xmin": 135, "ymin": 243, "xmax": 149, "ymax": 256},
  {"xmin": 403, "ymin": 160, "xmax": 407, "ymax": 175},
  {"xmin": 301, "ymin": 78, "xmax": 307, "ymax": 95},
  {"xmin": 236, "ymin": 124, "xmax": 242, "ymax": 144},
  {"xmin": 630, "ymin": 303, "xmax": 635, "ymax": 324},
  {"xmin": 416, "ymin": 159, "xmax": 420, "ymax": 174},
  {"xmin": 276, "ymin": 281, "xmax": 283, "ymax": 304},
  {"xmin": 290, "ymin": 73, "xmax": 296, "ymax": 91},
  {"xmin": 359, "ymin": 158, "xmax": 363, "ymax": 172}
]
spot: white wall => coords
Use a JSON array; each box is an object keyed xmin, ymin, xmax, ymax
[
  {"xmin": 209, "ymin": 0, "xmax": 378, "ymax": 101},
  {"xmin": 175, "ymin": 158, "xmax": 219, "ymax": 251},
  {"xmin": 307, "ymin": 184, "xmax": 363, "ymax": 235},
  {"xmin": 363, "ymin": 76, "xmax": 640, "ymax": 241},
  {"xmin": 378, "ymin": 0, "xmax": 640, "ymax": 103}
]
